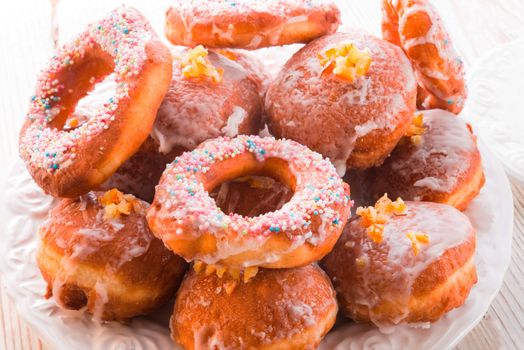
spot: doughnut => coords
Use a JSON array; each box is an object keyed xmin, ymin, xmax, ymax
[
  {"xmin": 19, "ymin": 7, "xmax": 172, "ymax": 198},
  {"xmin": 265, "ymin": 31, "xmax": 417, "ymax": 174},
  {"xmin": 381, "ymin": 0, "xmax": 467, "ymax": 113},
  {"xmin": 36, "ymin": 189, "xmax": 187, "ymax": 321},
  {"xmin": 366, "ymin": 109, "xmax": 485, "ymax": 211},
  {"xmin": 147, "ymin": 135, "xmax": 352, "ymax": 270},
  {"xmin": 322, "ymin": 196, "xmax": 477, "ymax": 326},
  {"xmin": 101, "ymin": 47, "xmax": 268, "ymax": 202},
  {"xmin": 164, "ymin": 0, "xmax": 341, "ymax": 50},
  {"xmin": 171, "ymin": 264, "xmax": 338, "ymax": 349}
]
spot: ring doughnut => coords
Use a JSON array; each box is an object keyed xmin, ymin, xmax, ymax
[
  {"xmin": 101, "ymin": 47, "xmax": 268, "ymax": 202},
  {"xmin": 266, "ymin": 31, "xmax": 417, "ymax": 173},
  {"xmin": 366, "ymin": 109, "xmax": 485, "ymax": 211},
  {"xmin": 381, "ymin": 0, "xmax": 467, "ymax": 113},
  {"xmin": 36, "ymin": 189, "xmax": 187, "ymax": 321},
  {"xmin": 19, "ymin": 7, "xmax": 172, "ymax": 197},
  {"xmin": 322, "ymin": 197, "xmax": 477, "ymax": 326},
  {"xmin": 147, "ymin": 135, "xmax": 352, "ymax": 269},
  {"xmin": 164, "ymin": 0, "xmax": 341, "ymax": 49},
  {"xmin": 171, "ymin": 264, "xmax": 338, "ymax": 349}
]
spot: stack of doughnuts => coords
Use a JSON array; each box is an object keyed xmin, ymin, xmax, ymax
[{"xmin": 19, "ymin": 0, "xmax": 485, "ymax": 348}]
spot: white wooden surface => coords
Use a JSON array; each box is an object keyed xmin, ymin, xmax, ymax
[{"xmin": 0, "ymin": 0, "xmax": 523, "ymax": 349}]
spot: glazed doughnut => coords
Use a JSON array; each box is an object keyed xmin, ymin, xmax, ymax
[
  {"xmin": 171, "ymin": 264, "xmax": 338, "ymax": 349},
  {"xmin": 381, "ymin": 0, "xmax": 467, "ymax": 113},
  {"xmin": 36, "ymin": 189, "xmax": 187, "ymax": 321},
  {"xmin": 266, "ymin": 31, "xmax": 417, "ymax": 174},
  {"xmin": 101, "ymin": 47, "xmax": 268, "ymax": 202},
  {"xmin": 366, "ymin": 109, "xmax": 485, "ymax": 211},
  {"xmin": 19, "ymin": 7, "xmax": 172, "ymax": 198},
  {"xmin": 322, "ymin": 197, "xmax": 477, "ymax": 326},
  {"xmin": 147, "ymin": 135, "xmax": 351, "ymax": 269},
  {"xmin": 164, "ymin": 0, "xmax": 341, "ymax": 50}
]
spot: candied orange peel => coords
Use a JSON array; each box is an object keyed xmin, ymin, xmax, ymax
[
  {"xmin": 180, "ymin": 45, "xmax": 223, "ymax": 83},
  {"xmin": 406, "ymin": 113, "xmax": 426, "ymax": 145},
  {"xmin": 99, "ymin": 188, "xmax": 143, "ymax": 219},
  {"xmin": 318, "ymin": 42, "xmax": 372, "ymax": 82},
  {"xmin": 356, "ymin": 194, "xmax": 406, "ymax": 243},
  {"xmin": 406, "ymin": 231, "xmax": 430, "ymax": 256},
  {"xmin": 193, "ymin": 261, "xmax": 259, "ymax": 283}
]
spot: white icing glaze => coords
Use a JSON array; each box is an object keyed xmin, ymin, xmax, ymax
[{"xmin": 388, "ymin": 109, "xmax": 477, "ymax": 195}]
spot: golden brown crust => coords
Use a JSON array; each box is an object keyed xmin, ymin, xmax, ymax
[
  {"xmin": 171, "ymin": 265, "xmax": 338, "ymax": 350},
  {"xmin": 164, "ymin": 0, "xmax": 341, "ymax": 49},
  {"xmin": 366, "ymin": 109, "xmax": 485, "ymax": 211},
  {"xmin": 36, "ymin": 191, "xmax": 187, "ymax": 321},
  {"xmin": 265, "ymin": 31, "xmax": 417, "ymax": 172},
  {"xmin": 322, "ymin": 201, "xmax": 477, "ymax": 325}
]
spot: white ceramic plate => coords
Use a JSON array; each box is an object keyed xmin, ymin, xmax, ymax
[
  {"xmin": 462, "ymin": 38, "xmax": 524, "ymax": 184},
  {"xmin": 0, "ymin": 137, "xmax": 513, "ymax": 350}
]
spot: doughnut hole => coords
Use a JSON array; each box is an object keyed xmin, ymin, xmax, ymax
[
  {"xmin": 206, "ymin": 156, "xmax": 295, "ymax": 217},
  {"xmin": 49, "ymin": 44, "xmax": 114, "ymax": 130}
]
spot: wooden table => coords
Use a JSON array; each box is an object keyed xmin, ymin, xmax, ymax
[{"xmin": 1, "ymin": 0, "xmax": 523, "ymax": 349}]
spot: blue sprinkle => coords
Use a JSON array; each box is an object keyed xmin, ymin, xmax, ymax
[
  {"xmin": 259, "ymin": 149, "xmax": 266, "ymax": 155},
  {"xmin": 314, "ymin": 196, "xmax": 320, "ymax": 202},
  {"xmin": 123, "ymin": 28, "xmax": 129, "ymax": 34},
  {"xmin": 447, "ymin": 99, "xmax": 454, "ymax": 105},
  {"xmin": 332, "ymin": 218, "xmax": 340, "ymax": 225},
  {"xmin": 313, "ymin": 210, "xmax": 319, "ymax": 216}
]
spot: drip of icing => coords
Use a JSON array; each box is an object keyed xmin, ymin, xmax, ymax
[
  {"xmin": 221, "ymin": 107, "xmax": 247, "ymax": 137},
  {"xmin": 92, "ymin": 281, "xmax": 109, "ymax": 322}
]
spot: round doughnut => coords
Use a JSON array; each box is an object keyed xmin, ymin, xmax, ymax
[
  {"xmin": 147, "ymin": 135, "xmax": 351, "ymax": 269},
  {"xmin": 322, "ymin": 198, "xmax": 477, "ymax": 326},
  {"xmin": 36, "ymin": 189, "xmax": 187, "ymax": 321},
  {"xmin": 265, "ymin": 31, "xmax": 417, "ymax": 174},
  {"xmin": 366, "ymin": 109, "xmax": 485, "ymax": 211},
  {"xmin": 381, "ymin": 0, "xmax": 467, "ymax": 113},
  {"xmin": 101, "ymin": 47, "xmax": 268, "ymax": 202},
  {"xmin": 19, "ymin": 7, "xmax": 172, "ymax": 198},
  {"xmin": 171, "ymin": 264, "xmax": 338, "ymax": 349},
  {"xmin": 164, "ymin": 0, "xmax": 341, "ymax": 50}
]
